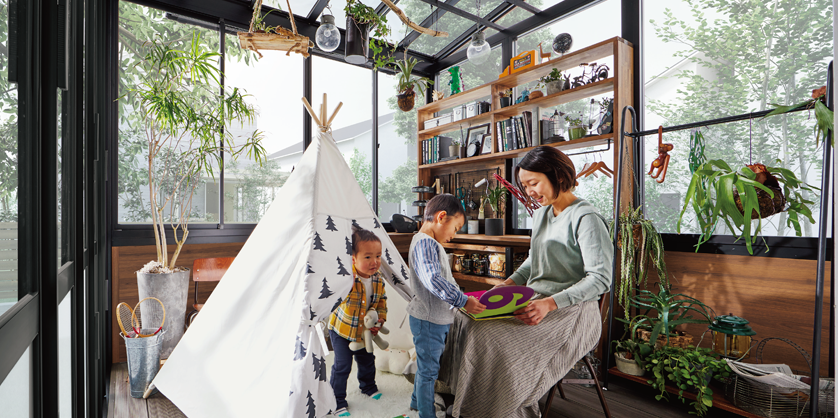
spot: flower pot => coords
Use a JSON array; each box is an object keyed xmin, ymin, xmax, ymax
[
  {"xmin": 397, "ymin": 90, "xmax": 416, "ymax": 112},
  {"xmin": 546, "ymin": 80, "xmax": 563, "ymax": 95},
  {"xmin": 637, "ymin": 329, "xmax": 694, "ymax": 349},
  {"xmin": 499, "ymin": 97, "xmax": 512, "ymax": 108},
  {"xmin": 485, "ymin": 218, "xmax": 504, "ymax": 236},
  {"xmin": 568, "ymin": 126, "xmax": 587, "ymax": 141},
  {"xmin": 615, "ymin": 352, "xmax": 645, "ymax": 376},
  {"xmin": 137, "ymin": 269, "xmax": 191, "ymax": 359},
  {"xmin": 449, "ymin": 144, "xmax": 460, "ymax": 158},
  {"xmin": 344, "ymin": 17, "xmax": 369, "ymax": 65},
  {"xmin": 733, "ymin": 165, "xmax": 786, "ymax": 219}
]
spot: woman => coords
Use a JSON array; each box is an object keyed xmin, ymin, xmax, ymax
[{"xmin": 438, "ymin": 146, "xmax": 613, "ymax": 418}]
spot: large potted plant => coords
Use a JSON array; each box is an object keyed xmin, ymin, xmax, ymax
[
  {"xmin": 678, "ymin": 160, "xmax": 816, "ymax": 254},
  {"xmin": 484, "ymin": 185, "xmax": 507, "ymax": 236},
  {"xmin": 394, "ymin": 52, "xmax": 433, "ymax": 112},
  {"xmin": 643, "ymin": 344, "xmax": 732, "ymax": 416},
  {"xmin": 609, "ymin": 207, "xmax": 669, "ymax": 319},
  {"xmin": 344, "ymin": 0, "xmax": 392, "ymax": 67},
  {"xmin": 126, "ymin": 34, "xmax": 266, "ymax": 358},
  {"xmin": 619, "ymin": 283, "xmax": 714, "ymax": 349}
]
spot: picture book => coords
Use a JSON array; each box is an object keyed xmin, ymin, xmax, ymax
[{"xmin": 459, "ymin": 286, "xmax": 535, "ymax": 320}]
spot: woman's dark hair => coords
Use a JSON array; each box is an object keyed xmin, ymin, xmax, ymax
[
  {"xmin": 352, "ymin": 228, "xmax": 381, "ymax": 254},
  {"xmin": 423, "ymin": 193, "xmax": 465, "ymax": 222},
  {"xmin": 514, "ymin": 146, "xmax": 577, "ymax": 199}
]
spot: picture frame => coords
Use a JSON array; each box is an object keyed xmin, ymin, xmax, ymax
[
  {"xmin": 481, "ymin": 134, "xmax": 493, "ymax": 154},
  {"xmin": 466, "ymin": 124, "xmax": 491, "ymax": 152}
]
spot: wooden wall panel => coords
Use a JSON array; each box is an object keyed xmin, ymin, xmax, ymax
[
  {"xmin": 649, "ymin": 251, "xmax": 831, "ymax": 375},
  {"xmin": 111, "ymin": 243, "xmax": 244, "ymax": 363}
]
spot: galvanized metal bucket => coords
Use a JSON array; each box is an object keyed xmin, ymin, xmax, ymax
[{"xmin": 122, "ymin": 330, "xmax": 164, "ymax": 398}]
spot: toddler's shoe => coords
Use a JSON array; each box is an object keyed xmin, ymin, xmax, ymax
[
  {"xmin": 368, "ymin": 391, "xmax": 382, "ymax": 400},
  {"xmin": 335, "ymin": 407, "xmax": 351, "ymax": 417}
]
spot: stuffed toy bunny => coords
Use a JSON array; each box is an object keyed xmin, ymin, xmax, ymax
[{"xmin": 348, "ymin": 309, "xmax": 389, "ymax": 353}]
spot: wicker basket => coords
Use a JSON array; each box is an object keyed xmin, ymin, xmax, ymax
[
  {"xmin": 637, "ymin": 329, "xmax": 694, "ymax": 349},
  {"xmin": 724, "ymin": 337, "xmax": 834, "ymax": 418}
]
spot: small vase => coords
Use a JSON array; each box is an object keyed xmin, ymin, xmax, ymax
[
  {"xmin": 448, "ymin": 144, "xmax": 460, "ymax": 158},
  {"xmin": 499, "ymin": 97, "xmax": 512, "ymax": 108},
  {"xmin": 546, "ymin": 80, "xmax": 563, "ymax": 96},
  {"xmin": 397, "ymin": 91, "xmax": 415, "ymax": 112},
  {"xmin": 485, "ymin": 218, "xmax": 504, "ymax": 236},
  {"xmin": 568, "ymin": 126, "xmax": 586, "ymax": 141}
]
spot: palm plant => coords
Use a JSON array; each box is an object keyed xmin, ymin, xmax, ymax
[
  {"xmin": 609, "ymin": 207, "xmax": 668, "ymax": 318},
  {"xmin": 126, "ymin": 33, "xmax": 266, "ymax": 271}
]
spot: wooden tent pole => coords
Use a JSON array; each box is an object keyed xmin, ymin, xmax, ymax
[
  {"xmin": 301, "ymin": 97, "xmax": 322, "ymax": 127},
  {"xmin": 326, "ymin": 102, "xmax": 343, "ymax": 127}
]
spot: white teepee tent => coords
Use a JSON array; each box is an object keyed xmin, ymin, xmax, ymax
[{"xmin": 150, "ymin": 96, "xmax": 414, "ymax": 418}]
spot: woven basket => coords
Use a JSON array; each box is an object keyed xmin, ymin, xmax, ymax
[
  {"xmin": 637, "ymin": 329, "xmax": 694, "ymax": 349},
  {"xmin": 724, "ymin": 337, "xmax": 834, "ymax": 418}
]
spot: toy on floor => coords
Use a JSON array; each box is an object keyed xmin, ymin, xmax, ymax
[
  {"xmin": 375, "ymin": 348, "xmax": 410, "ymax": 374},
  {"xmin": 348, "ymin": 309, "xmax": 390, "ymax": 353}
]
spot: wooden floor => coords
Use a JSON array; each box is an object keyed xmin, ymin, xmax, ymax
[{"xmin": 107, "ymin": 362, "xmax": 746, "ymax": 418}]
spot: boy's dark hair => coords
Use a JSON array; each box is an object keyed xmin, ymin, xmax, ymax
[
  {"xmin": 352, "ymin": 228, "xmax": 381, "ymax": 254},
  {"xmin": 514, "ymin": 146, "xmax": 577, "ymax": 199},
  {"xmin": 423, "ymin": 194, "xmax": 465, "ymax": 222}
]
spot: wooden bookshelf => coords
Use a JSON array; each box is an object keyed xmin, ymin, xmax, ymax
[
  {"xmin": 453, "ymin": 273, "xmax": 505, "ymax": 286},
  {"xmin": 415, "ymin": 36, "xmax": 634, "ymax": 242}
]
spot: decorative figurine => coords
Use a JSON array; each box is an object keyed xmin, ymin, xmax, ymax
[
  {"xmin": 448, "ymin": 66, "xmax": 463, "ymax": 96},
  {"xmin": 515, "ymin": 88, "xmax": 530, "ymax": 104},
  {"xmin": 432, "ymin": 90, "xmax": 446, "ymax": 102},
  {"xmin": 552, "ymin": 33, "xmax": 572, "ymax": 56}
]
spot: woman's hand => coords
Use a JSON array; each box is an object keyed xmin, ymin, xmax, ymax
[
  {"xmin": 513, "ymin": 297, "xmax": 557, "ymax": 325},
  {"xmin": 464, "ymin": 296, "xmax": 486, "ymax": 314}
]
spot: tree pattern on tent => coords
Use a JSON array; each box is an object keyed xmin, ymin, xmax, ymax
[
  {"xmin": 319, "ymin": 277, "xmax": 334, "ymax": 299},
  {"xmin": 326, "ymin": 216, "xmax": 338, "ymax": 231},
  {"xmin": 352, "ymin": 219, "xmax": 361, "ymax": 230},
  {"xmin": 313, "ymin": 232, "xmax": 326, "ymax": 252},
  {"xmin": 400, "ymin": 265, "xmax": 409, "ymax": 282},
  {"xmin": 385, "ymin": 248, "xmax": 393, "ymax": 265},
  {"xmin": 373, "ymin": 218, "xmax": 381, "ymax": 228},
  {"xmin": 307, "ymin": 263, "xmax": 315, "ymax": 274},
  {"xmin": 331, "ymin": 297, "xmax": 343, "ymax": 313},
  {"xmin": 312, "ymin": 354, "xmax": 327, "ymax": 382},
  {"xmin": 294, "ymin": 336, "xmax": 307, "ymax": 360},
  {"xmin": 309, "ymin": 305, "xmax": 316, "ymax": 321},
  {"xmin": 345, "ymin": 236, "xmax": 352, "ymax": 256},
  {"xmin": 318, "ymin": 356, "xmax": 327, "ymax": 382},
  {"xmin": 391, "ymin": 273, "xmax": 403, "ymax": 286},
  {"xmin": 336, "ymin": 257, "xmax": 350, "ymax": 276},
  {"xmin": 306, "ymin": 391, "xmax": 316, "ymax": 418}
]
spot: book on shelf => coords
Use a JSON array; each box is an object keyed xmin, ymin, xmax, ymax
[
  {"xmin": 495, "ymin": 112, "xmax": 536, "ymax": 153},
  {"xmin": 422, "ymin": 136, "xmax": 455, "ymax": 165}
]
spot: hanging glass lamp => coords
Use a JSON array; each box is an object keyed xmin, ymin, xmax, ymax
[
  {"xmin": 467, "ymin": 31, "xmax": 491, "ymax": 65},
  {"xmin": 315, "ymin": 15, "xmax": 340, "ymax": 52}
]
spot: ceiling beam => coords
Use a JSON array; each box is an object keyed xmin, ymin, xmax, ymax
[
  {"xmin": 428, "ymin": 0, "xmax": 600, "ymax": 73},
  {"xmin": 502, "ymin": 0, "xmax": 540, "ymax": 15},
  {"xmin": 411, "ymin": 0, "xmax": 505, "ymax": 31},
  {"xmin": 433, "ymin": 1, "xmax": 514, "ymax": 60},
  {"xmin": 398, "ymin": 0, "xmax": 463, "ymax": 49},
  {"xmin": 375, "ymin": 0, "xmax": 397, "ymax": 15},
  {"xmin": 307, "ymin": 0, "xmax": 331, "ymax": 20}
]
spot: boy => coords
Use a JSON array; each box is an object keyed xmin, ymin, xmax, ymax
[
  {"xmin": 407, "ymin": 194, "xmax": 486, "ymax": 418},
  {"xmin": 328, "ymin": 229, "xmax": 387, "ymax": 417}
]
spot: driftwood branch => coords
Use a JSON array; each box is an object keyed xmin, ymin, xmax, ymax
[{"xmin": 379, "ymin": 0, "xmax": 449, "ymax": 37}]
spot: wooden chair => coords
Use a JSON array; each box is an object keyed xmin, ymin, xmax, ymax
[
  {"xmin": 542, "ymin": 293, "xmax": 612, "ymax": 418},
  {"xmin": 187, "ymin": 257, "xmax": 234, "ymax": 327}
]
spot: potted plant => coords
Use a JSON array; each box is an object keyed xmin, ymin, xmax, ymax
[
  {"xmin": 484, "ymin": 185, "xmax": 507, "ymax": 236},
  {"xmin": 125, "ymin": 34, "xmax": 266, "ymax": 358},
  {"xmin": 537, "ymin": 68, "xmax": 566, "ymax": 95},
  {"xmin": 394, "ymin": 52, "xmax": 433, "ymax": 112},
  {"xmin": 613, "ymin": 338, "xmax": 652, "ymax": 376},
  {"xmin": 643, "ymin": 344, "xmax": 732, "ymax": 416},
  {"xmin": 678, "ymin": 160, "xmax": 816, "ymax": 255},
  {"xmin": 609, "ymin": 207, "xmax": 668, "ymax": 319},
  {"xmin": 498, "ymin": 88, "xmax": 513, "ymax": 108},
  {"xmin": 564, "ymin": 113, "xmax": 586, "ymax": 140},
  {"xmin": 618, "ymin": 283, "xmax": 714, "ymax": 349},
  {"xmin": 345, "ymin": 0, "xmax": 392, "ymax": 68},
  {"xmin": 448, "ymin": 139, "xmax": 461, "ymax": 158}
]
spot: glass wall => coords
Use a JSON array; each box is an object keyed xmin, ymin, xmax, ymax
[
  {"xmin": 378, "ymin": 72, "xmax": 420, "ymax": 221},
  {"xmin": 224, "ymin": 35, "xmax": 302, "ymax": 223},
  {"xmin": 0, "ymin": 0, "xmax": 19, "ymax": 313},
  {"xmin": 117, "ymin": 2, "xmax": 221, "ymax": 224},
  {"xmin": 313, "ymin": 56, "xmax": 373, "ymax": 207},
  {"xmin": 643, "ymin": 0, "xmax": 832, "ymax": 238},
  {"xmin": 0, "ymin": 345, "xmax": 32, "ymax": 418}
]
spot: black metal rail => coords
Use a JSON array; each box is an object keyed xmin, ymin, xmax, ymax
[{"xmin": 603, "ymin": 63, "xmax": 834, "ymax": 418}]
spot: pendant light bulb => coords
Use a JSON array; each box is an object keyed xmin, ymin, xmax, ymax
[
  {"xmin": 316, "ymin": 15, "xmax": 340, "ymax": 52},
  {"xmin": 467, "ymin": 32, "xmax": 490, "ymax": 65}
]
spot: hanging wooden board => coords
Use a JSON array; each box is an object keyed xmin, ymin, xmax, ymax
[{"xmin": 237, "ymin": 0, "xmax": 313, "ymax": 58}]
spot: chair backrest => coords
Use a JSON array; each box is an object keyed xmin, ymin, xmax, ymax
[{"xmin": 192, "ymin": 257, "xmax": 235, "ymax": 282}]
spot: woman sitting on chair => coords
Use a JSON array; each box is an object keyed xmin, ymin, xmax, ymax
[{"xmin": 439, "ymin": 146, "xmax": 613, "ymax": 418}]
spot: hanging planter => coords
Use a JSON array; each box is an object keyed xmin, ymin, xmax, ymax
[
  {"xmin": 237, "ymin": 0, "xmax": 313, "ymax": 59},
  {"xmin": 678, "ymin": 160, "xmax": 816, "ymax": 254},
  {"xmin": 394, "ymin": 51, "xmax": 432, "ymax": 112},
  {"xmin": 344, "ymin": 17, "xmax": 370, "ymax": 65},
  {"xmin": 397, "ymin": 89, "xmax": 416, "ymax": 111}
]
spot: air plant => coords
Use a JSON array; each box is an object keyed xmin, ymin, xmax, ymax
[{"xmin": 765, "ymin": 86, "xmax": 834, "ymax": 147}]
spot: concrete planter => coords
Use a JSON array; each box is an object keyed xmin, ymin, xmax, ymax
[
  {"xmin": 137, "ymin": 269, "xmax": 191, "ymax": 359},
  {"xmin": 614, "ymin": 352, "xmax": 645, "ymax": 376}
]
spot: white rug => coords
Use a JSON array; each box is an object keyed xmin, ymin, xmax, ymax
[{"xmin": 324, "ymin": 354, "xmax": 424, "ymax": 418}]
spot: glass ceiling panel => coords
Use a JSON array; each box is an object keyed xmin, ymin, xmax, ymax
[
  {"xmin": 263, "ymin": 0, "xmax": 320, "ymax": 18},
  {"xmin": 389, "ymin": 0, "xmax": 435, "ymax": 44},
  {"xmin": 316, "ymin": 0, "xmax": 383, "ymax": 29},
  {"xmin": 409, "ymin": 10, "xmax": 472, "ymax": 55}
]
